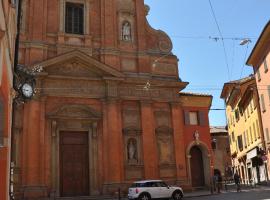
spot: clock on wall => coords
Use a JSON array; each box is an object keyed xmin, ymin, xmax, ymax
[{"xmin": 21, "ymin": 83, "xmax": 34, "ymax": 98}]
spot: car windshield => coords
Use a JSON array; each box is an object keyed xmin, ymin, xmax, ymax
[{"xmin": 130, "ymin": 183, "xmax": 147, "ymax": 188}]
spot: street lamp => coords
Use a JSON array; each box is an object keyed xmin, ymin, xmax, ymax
[{"xmin": 239, "ymin": 39, "xmax": 251, "ymax": 46}]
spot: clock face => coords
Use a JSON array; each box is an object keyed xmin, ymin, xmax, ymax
[{"xmin": 21, "ymin": 83, "xmax": 33, "ymax": 98}]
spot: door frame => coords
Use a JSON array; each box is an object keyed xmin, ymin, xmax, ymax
[
  {"xmin": 186, "ymin": 141, "xmax": 211, "ymax": 187},
  {"xmin": 190, "ymin": 146, "xmax": 205, "ymax": 187},
  {"xmin": 50, "ymin": 119, "xmax": 99, "ymax": 197}
]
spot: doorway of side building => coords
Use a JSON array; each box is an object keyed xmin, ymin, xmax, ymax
[
  {"xmin": 190, "ymin": 146, "xmax": 205, "ymax": 187},
  {"xmin": 60, "ymin": 131, "xmax": 89, "ymax": 197}
]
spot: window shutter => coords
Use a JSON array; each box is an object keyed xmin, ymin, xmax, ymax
[
  {"xmin": 0, "ymin": 97, "xmax": 4, "ymax": 146},
  {"xmin": 184, "ymin": 111, "xmax": 190, "ymax": 125},
  {"xmin": 264, "ymin": 58, "xmax": 268, "ymax": 72},
  {"xmin": 257, "ymin": 69, "xmax": 261, "ymax": 81},
  {"xmin": 261, "ymin": 94, "xmax": 266, "ymax": 112},
  {"xmin": 199, "ymin": 111, "xmax": 206, "ymax": 126}
]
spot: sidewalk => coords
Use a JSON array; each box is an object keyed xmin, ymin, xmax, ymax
[{"xmin": 184, "ymin": 190, "xmax": 212, "ymax": 198}]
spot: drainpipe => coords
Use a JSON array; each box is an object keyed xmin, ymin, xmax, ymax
[{"xmin": 10, "ymin": 0, "xmax": 22, "ymax": 199}]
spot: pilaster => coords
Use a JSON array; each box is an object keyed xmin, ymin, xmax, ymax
[
  {"xmin": 140, "ymin": 100, "xmax": 158, "ymax": 179},
  {"xmin": 171, "ymin": 102, "xmax": 188, "ymax": 181},
  {"xmin": 104, "ymin": 98, "xmax": 123, "ymax": 183}
]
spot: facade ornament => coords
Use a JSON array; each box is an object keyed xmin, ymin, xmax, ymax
[
  {"xmin": 127, "ymin": 138, "xmax": 137, "ymax": 162},
  {"xmin": 194, "ymin": 130, "xmax": 200, "ymax": 144},
  {"xmin": 122, "ymin": 21, "xmax": 131, "ymax": 41}
]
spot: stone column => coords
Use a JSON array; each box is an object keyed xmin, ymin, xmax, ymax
[
  {"xmin": 171, "ymin": 103, "xmax": 188, "ymax": 183},
  {"xmin": 140, "ymin": 100, "xmax": 158, "ymax": 179}
]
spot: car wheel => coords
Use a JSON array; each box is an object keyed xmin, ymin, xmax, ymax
[
  {"xmin": 172, "ymin": 190, "xmax": 183, "ymax": 200},
  {"xmin": 138, "ymin": 193, "xmax": 151, "ymax": 200}
]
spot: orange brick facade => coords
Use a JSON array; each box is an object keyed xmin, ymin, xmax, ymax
[
  {"xmin": 12, "ymin": 0, "xmax": 213, "ymax": 198},
  {"xmin": 0, "ymin": 1, "xmax": 17, "ymax": 200}
]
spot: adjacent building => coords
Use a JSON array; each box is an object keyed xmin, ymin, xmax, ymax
[
  {"xmin": 210, "ymin": 126, "xmax": 232, "ymax": 179},
  {"xmin": 247, "ymin": 20, "xmax": 270, "ymax": 179},
  {"xmin": 0, "ymin": 1, "xmax": 17, "ymax": 200},
  {"xmin": 221, "ymin": 76, "xmax": 268, "ymax": 184},
  {"xmin": 11, "ymin": 0, "xmax": 213, "ymax": 199}
]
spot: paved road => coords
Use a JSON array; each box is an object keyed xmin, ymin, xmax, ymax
[{"xmin": 184, "ymin": 187, "xmax": 270, "ymax": 200}]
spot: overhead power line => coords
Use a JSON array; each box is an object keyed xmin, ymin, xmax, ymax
[{"xmin": 208, "ymin": 0, "xmax": 231, "ymax": 81}]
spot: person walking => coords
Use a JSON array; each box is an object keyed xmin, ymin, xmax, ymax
[
  {"xmin": 234, "ymin": 172, "xmax": 241, "ymax": 192},
  {"xmin": 217, "ymin": 174, "xmax": 222, "ymax": 193}
]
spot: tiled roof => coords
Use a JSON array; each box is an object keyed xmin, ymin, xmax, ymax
[
  {"xmin": 179, "ymin": 91, "xmax": 212, "ymax": 97},
  {"xmin": 225, "ymin": 74, "xmax": 254, "ymax": 85},
  {"xmin": 210, "ymin": 126, "xmax": 227, "ymax": 133}
]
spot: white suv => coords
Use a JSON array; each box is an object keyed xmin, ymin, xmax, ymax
[{"xmin": 128, "ymin": 180, "xmax": 183, "ymax": 200}]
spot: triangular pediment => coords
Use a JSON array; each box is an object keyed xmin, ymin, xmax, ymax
[
  {"xmin": 47, "ymin": 104, "xmax": 101, "ymax": 120},
  {"xmin": 31, "ymin": 50, "xmax": 125, "ymax": 78}
]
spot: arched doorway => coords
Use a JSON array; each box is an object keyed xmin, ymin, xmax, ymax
[{"xmin": 190, "ymin": 146, "xmax": 205, "ymax": 187}]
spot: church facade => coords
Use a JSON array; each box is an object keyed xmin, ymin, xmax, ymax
[{"xmin": 12, "ymin": 0, "xmax": 213, "ymax": 198}]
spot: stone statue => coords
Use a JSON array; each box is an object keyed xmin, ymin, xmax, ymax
[
  {"xmin": 122, "ymin": 21, "xmax": 131, "ymax": 41},
  {"xmin": 128, "ymin": 139, "xmax": 137, "ymax": 160}
]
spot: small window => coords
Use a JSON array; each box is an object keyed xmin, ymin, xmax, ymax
[
  {"xmin": 264, "ymin": 58, "xmax": 268, "ymax": 73},
  {"xmin": 257, "ymin": 69, "xmax": 261, "ymax": 81},
  {"xmin": 232, "ymin": 132, "xmax": 235, "ymax": 142},
  {"xmin": 256, "ymin": 120, "xmax": 260, "ymax": 139},
  {"xmin": 235, "ymin": 109, "xmax": 240, "ymax": 121},
  {"xmin": 261, "ymin": 94, "xmax": 266, "ymax": 112},
  {"xmin": 243, "ymin": 131, "xmax": 246, "ymax": 148},
  {"xmin": 253, "ymin": 123, "xmax": 257, "ymax": 140},
  {"xmin": 237, "ymin": 135, "xmax": 243, "ymax": 151},
  {"xmin": 249, "ymin": 126, "xmax": 253, "ymax": 144},
  {"xmin": 246, "ymin": 129, "xmax": 250, "ymax": 145},
  {"xmin": 189, "ymin": 112, "xmax": 198, "ymax": 125},
  {"xmin": 65, "ymin": 2, "xmax": 84, "ymax": 35}
]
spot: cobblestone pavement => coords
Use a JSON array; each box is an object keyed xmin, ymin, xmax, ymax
[{"xmin": 183, "ymin": 186, "xmax": 270, "ymax": 200}]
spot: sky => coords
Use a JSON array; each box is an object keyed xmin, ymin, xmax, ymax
[{"xmin": 144, "ymin": 0, "xmax": 270, "ymax": 126}]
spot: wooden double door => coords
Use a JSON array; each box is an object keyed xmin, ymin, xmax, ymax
[{"xmin": 60, "ymin": 131, "xmax": 89, "ymax": 197}]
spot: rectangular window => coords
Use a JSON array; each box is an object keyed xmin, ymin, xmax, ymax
[
  {"xmin": 257, "ymin": 69, "xmax": 261, "ymax": 81},
  {"xmin": 264, "ymin": 58, "xmax": 268, "ymax": 73},
  {"xmin": 256, "ymin": 120, "xmax": 260, "ymax": 139},
  {"xmin": 232, "ymin": 132, "xmax": 235, "ymax": 142},
  {"xmin": 198, "ymin": 111, "xmax": 206, "ymax": 126},
  {"xmin": 250, "ymin": 100, "xmax": 253, "ymax": 113},
  {"xmin": 261, "ymin": 94, "xmax": 266, "ymax": 112},
  {"xmin": 235, "ymin": 109, "xmax": 240, "ymax": 121},
  {"xmin": 237, "ymin": 135, "xmax": 243, "ymax": 151},
  {"xmin": 246, "ymin": 129, "xmax": 250, "ymax": 145},
  {"xmin": 249, "ymin": 126, "xmax": 253, "ymax": 144},
  {"xmin": 253, "ymin": 122, "xmax": 257, "ymax": 140},
  {"xmin": 243, "ymin": 131, "xmax": 246, "ymax": 148},
  {"xmin": 189, "ymin": 112, "xmax": 198, "ymax": 125},
  {"xmin": 0, "ymin": 97, "xmax": 4, "ymax": 146},
  {"xmin": 65, "ymin": 2, "xmax": 84, "ymax": 35}
]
